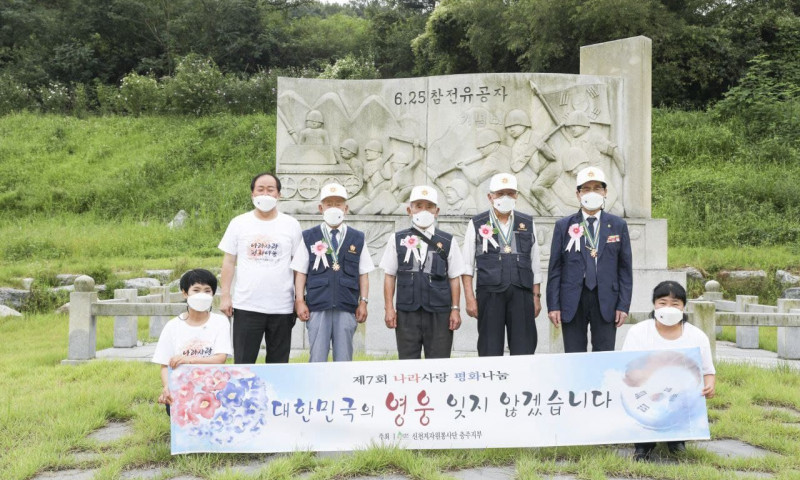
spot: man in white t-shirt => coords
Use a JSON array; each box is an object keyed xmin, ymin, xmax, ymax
[{"xmin": 219, "ymin": 172, "xmax": 302, "ymax": 364}]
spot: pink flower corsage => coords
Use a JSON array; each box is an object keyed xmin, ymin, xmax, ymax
[
  {"xmin": 311, "ymin": 240, "xmax": 330, "ymax": 270},
  {"xmin": 400, "ymin": 235, "xmax": 422, "ymax": 263},
  {"xmin": 565, "ymin": 223, "xmax": 583, "ymax": 253}
]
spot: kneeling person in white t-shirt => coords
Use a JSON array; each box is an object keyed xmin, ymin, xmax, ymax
[
  {"xmin": 152, "ymin": 269, "xmax": 232, "ymax": 415},
  {"xmin": 622, "ymin": 280, "xmax": 716, "ymax": 460}
]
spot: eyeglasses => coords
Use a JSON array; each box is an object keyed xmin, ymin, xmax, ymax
[{"xmin": 579, "ymin": 186, "xmax": 605, "ymax": 193}]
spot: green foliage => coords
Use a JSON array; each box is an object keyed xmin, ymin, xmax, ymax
[
  {"xmin": 0, "ymin": 113, "xmax": 272, "ymax": 224},
  {"xmin": 712, "ymin": 23, "xmax": 800, "ymax": 141},
  {"xmin": 37, "ymin": 82, "xmax": 72, "ymax": 114},
  {"xmin": 1, "ymin": 0, "xmax": 800, "ymax": 109},
  {"xmin": 0, "ymin": 75, "xmax": 34, "ymax": 115},
  {"xmin": 164, "ymin": 54, "xmax": 224, "ymax": 116},
  {"xmin": 119, "ymin": 73, "xmax": 163, "ymax": 116},
  {"xmin": 220, "ymin": 69, "xmax": 279, "ymax": 114},
  {"xmin": 20, "ymin": 282, "xmax": 69, "ymax": 314},
  {"xmin": 652, "ymin": 108, "xmax": 800, "ymax": 249},
  {"xmin": 284, "ymin": 13, "xmax": 372, "ymax": 68},
  {"xmin": 318, "ymin": 54, "xmax": 380, "ymax": 80}
]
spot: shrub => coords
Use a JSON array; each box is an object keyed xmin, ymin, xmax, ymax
[
  {"xmin": 94, "ymin": 81, "xmax": 122, "ymax": 115},
  {"xmin": 220, "ymin": 69, "xmax": 278, "ymax": 114},
  {"xmin": 72, "ymin": 83, "xmax": 90, "ymax": 118},
  {"xmin": 0, "ymin": 75, "xmax": 35, "ymax": 114},
  {"xmin": 38, "ymin": 82, "xmax": 72, "ymax": 113},
  {"xmin": 21, "ymin": 282, "xmax": 69, "ymax": 314},
  {"xmin": 318, "ymin": 54, "xmax": 380, "ymax": 80},
  {"xmin": 119, "ymin": 73, "xmax": 163, "ymax": 116},
  {"xmin": 165, "ymin": 54, "xmax": 224, "ymax": 115}
]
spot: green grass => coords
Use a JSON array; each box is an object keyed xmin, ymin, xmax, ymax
[
  {"xmin": 2, "ymin": 313, "xmax": 800, "ymax": 479},
  {"xmin": 718, "ymin": 326, "xmax": 778, "ymax": 353}
]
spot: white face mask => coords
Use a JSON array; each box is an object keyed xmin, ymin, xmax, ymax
[
  {"xmin": 412, "ymin": 210, "xmax": 436, "ymax": 229},
  {"xmin": 252, "ymin": 195, "xmax": 277, "ymax": 213},
  {"xmin": 492, "ymin": 195, "xmax": 516, "ymax": 214},
  {"xmin": 186, "ymin": 292, "xmax": 213, "ymax": 312},
  {"xmin": 654, "ymin": 307, "xmax": 684, "ymax": 326},
  {"xmin": 580, "ymin": 191, "xmax": 605, "ymax": 211},
  {"xmin": 323, "ymin": 207, "xmax": 345, "ymax": 227}
]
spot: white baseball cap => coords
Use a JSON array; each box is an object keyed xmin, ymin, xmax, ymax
[
  {"xmin": 489, "ymin": 173, "xmax": 517, "ymax": 192},
  {"xmin": 576, "ymin": 167, "xmax": 607, "ymax": 187},
  {"xmin": 409, "ymin": 185, "xmax": 438, "ymax": 205},
  {"xmin": 320, "ymin": 183, "xmax": 348, "ymax": 201}
]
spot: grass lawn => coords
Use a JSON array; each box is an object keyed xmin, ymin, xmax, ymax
[{"xmin": 1, "ymin": 314, "xmax": 799, "ymax": 480}]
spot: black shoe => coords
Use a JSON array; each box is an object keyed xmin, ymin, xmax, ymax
[
  {"xmin": 633, "ymin": 445, "xmax": 653, "ymax": 461},
  {"xmin": 668, "ymin": 441, "xmax": 686, "ymax": 454}
]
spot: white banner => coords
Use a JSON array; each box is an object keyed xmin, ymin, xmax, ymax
[{"xmin": 169, "ymin": 349, "xmax": 710, "ymax": 454}]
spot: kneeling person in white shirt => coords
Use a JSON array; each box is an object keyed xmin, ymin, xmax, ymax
[
  {"xmin": 152, "ymin": 269, "xmax": 233, "ymax": 415},
  {"xmin": 622, "ymin": 280, "xmax": 716, "ymax": 460}
]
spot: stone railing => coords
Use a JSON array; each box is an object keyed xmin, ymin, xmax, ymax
[
  {"xmin": 62, "ymin": 275, "xmax": 187, "ymax": 365},
  {"xmin": 691, "ymin": 280, "xmax": 800, "ymax": 361},
  {"xmin": 63, "ymin": 276, "xmax": 800, "ymax": 364}
]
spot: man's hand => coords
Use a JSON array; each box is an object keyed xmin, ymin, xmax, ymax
[
  {"xmin": 385, "ymin": 305, "xmax": 397, "ymax": 329},
  {"xmin": 355, "ymin": 302, "xmax": 368, "ymax": 323},
  {"xmin": 449, "ymin": 310, "xmax": 462, "ymax": 331},
  {"xmin": 614, "ymin": 310, "xmax": 628, "ymax": 328},
  {"xmin": 533, "ymin": 295, "xmax": 542, "ymax": 318},
  {"xmin": 548, "ymin": 310, "xmax": 561, "ymax": 327},
  {"xmin": 296, "ymin": 299, "xmax": 310, "ymax": 321},
  {"xmin": 466, "ymin": 296, "xmax": 478, "ymax": 318},
  {"xmin": 220, "ymin": 293, "xmax": 233, "ymax": 317},
  {"xmin": 168, "ymin": 355, "xmax": 190, "ymax": 369}
]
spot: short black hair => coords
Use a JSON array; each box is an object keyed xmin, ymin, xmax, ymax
[
  {"xmin": 179, "ymin": 268, "xmax": 218, "ymax": 294},
  {"xmin": 251, "ymin": 172, "xmax": 281, "ymax": 193},
  {"xmin": 652, "ymin": 280, "xmax": 687, "ymax": 304}
]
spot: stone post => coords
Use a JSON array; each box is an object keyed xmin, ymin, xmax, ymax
[
  {"xmin": 702, "ymin": 280, "xmax": 724, "ymax": 335},
  {"xmin": 688, "ymin": 300, "xmax": 717, "ymax": 362},
  {"xmin": 777, "ymin": 299, "xmax": 800, "ymax": 360},
  {"xmin": 736, "ymin": 295, "xmax": 759, "ymax": 349},
  {"xmin": 581, "ymin": 36, "xmax": 651, "ymax": 218},
  {"xmin": 113, "ymin": 289, "xmax": 138, "ymax": 347},
  {"xmin": 63, "ymin": 275, "xmax": 98, "ymax": 365},
  {"xmin": 149, "ymin": 286, "xmax": 171, "ymax": 339}
]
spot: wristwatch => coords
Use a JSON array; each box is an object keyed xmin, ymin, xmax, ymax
[
  {"xmin": 359, "ymin": 297, "xmax": 369, "ymax": 304},
  {"xmin": 451, "ymin": 305, "xmax": 460, "ymax": 311}
]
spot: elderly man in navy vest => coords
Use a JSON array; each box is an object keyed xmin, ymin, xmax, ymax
[
  {"xmin": 380, "ymin": 186, "xmax": 465, "ymax": 359},
  {"xmin": 291, "ymin": 183, "xmax": 374, "ymax": 362},
  {"xmin": 547, "ymin": 166, "xmax": 633, "ymax": 353},
  {"xmin": 462, "ymin": 173, "xmax": 542, "ymax": 356}
]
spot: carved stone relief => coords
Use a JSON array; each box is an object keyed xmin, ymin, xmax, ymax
[{"xmin": 277, "ymin": 74, "xmax": 626, "ymax": 221}]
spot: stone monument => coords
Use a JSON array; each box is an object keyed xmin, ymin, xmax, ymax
[{"xmin": 276, "ymin": 36, "xmax": 683, "ymax": 355}]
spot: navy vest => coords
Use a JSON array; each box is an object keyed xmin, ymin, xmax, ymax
[
  {"xmin": 472, "ymin": 211, "xmax": 535, "ymax": 292},
  {"xmin": 394, "ymin": 228, "xmax": 453, "ymax": 313},
  {"xmin": 302, "ymin": 225, "xmax": 365, "ymax": 314}
]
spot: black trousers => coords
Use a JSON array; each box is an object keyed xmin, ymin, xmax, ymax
[
  {"xmin": 395, "ymin": 309, "xmax": 453, "ymax": 359},
  {"xmin": 476, "ymin": 285, "xmax": 537, "ymax": 356},
  {"xmin": 562, "ymin": 286, "xmax": 616, "ymax": 353},
  {"xmin": 232, "ymin": 308, "xmax": 295, "ymax": 364}
]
